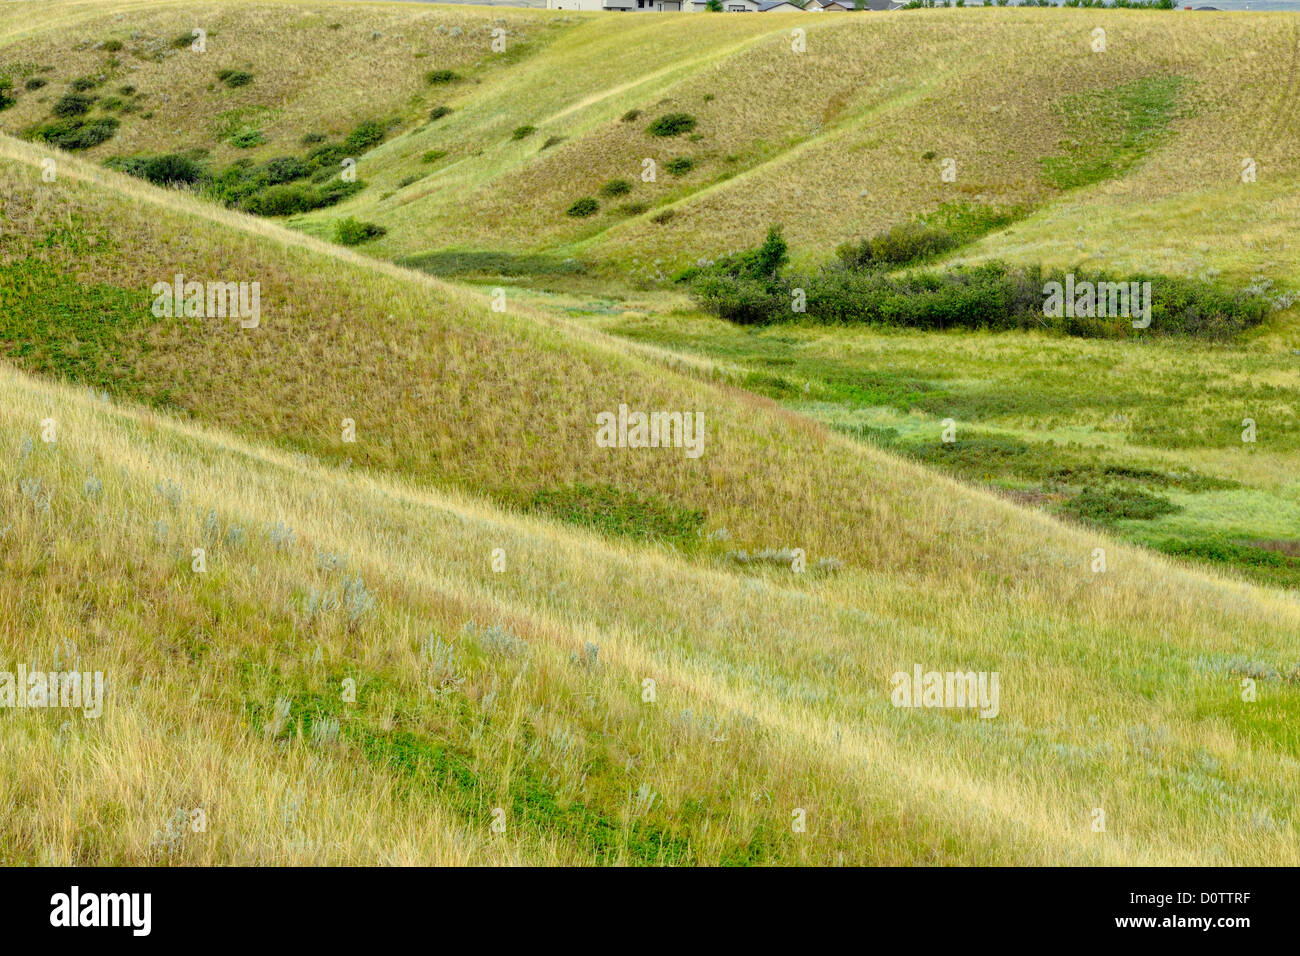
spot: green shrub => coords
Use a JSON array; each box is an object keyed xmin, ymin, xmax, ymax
[
  {"xmin": 599, "ymin": 178, "xmax": 632, "ymax": 197},
  {"xmin": 1060, "ymin": 486, "xmax": 1180, "ymax": 525},
  {"xmin": 620, "ymin": 109, "xmax": 641, "ymax": 122},
  {"xmin": 335, "ymin": 217, "xmax": 387, "ymax": 245},
  {"xmin": 566, "ymin": 196, "xmax": 599, "ymax": 217},
  {"xmin": 665, "ymin": 156, "xmax": 695, "ymax": 176},
  {"xmin": 28, "ymin": 116, "xmax": 119, "ymax": 150},
  {"xmin": 428, "ymin": 105, "xmax": 452, "ymax": 122},
  {"xmin": 425, "ymin": 69, "xmax": 459, "ymax": 84},
  {"xmin": 0, "ymin": 78, "xmax": 13, "ymax": 111},
  {"xmin": 618, "ymin": 202, "xmax": 649, "ymax": 216},
  {"xmin": 53, "ymin": 92, "xmax": 94, "ymax": 117},
  {"xmin": 647, "ymin": 112, "xmax": 696, "ymax": 137},
  {"xmin": 217, "ymin": 69, "xmax": 254, "ymax": 88},
  {"xmin": 171, "ymin": 31, "xmax": 197, "ymax": 49},
  {"xmin": 228, "ymin": 128, "xmax": 265, "ymax": 148},
  {"xmin": 300, "ymin": 131, "xmax": 326, "ymax": 145},
  {"xmin": 239, "ymin": 184, "xmax": 306, "ymax": 215},
  {"xmin": 681, "ymin": 226, "xmax": 788, "ymax": 326},
  {"xmin": 687, "ymin": 227, "xmax": 1273, "ymax": 338},
  {"xmin": 69, "ymin": 76, "xmax": 99, "ymax": 92},
  {"xmin": 344, "ymin": 119, "xmax": 387, "ymax": 151},
  {"xmin": 650, "ymin": 209, "xmax": 675, "ymax": 224},
  {"xmin": 421, "ymin": 149, "xmax": 447, "ymax": 163},
  {"xmin": 306, "ymin": 142, "xmax": 350, "ymax": 168},
  {"xmin": 260, "ymin": 155, "xmax": 312, "ymax": 184},
  {"xmin": 238, "ymin": 179, "xmax": 363, "ymax": 216},
  {"xmin": 836, "ymin": 221, "xmax": 958, "ymax": 269},
  {"xmin": 24, "ymin": 77, "xmax": 47, "ymax": 91},
  {"xmin": 540, "ymin": 135, "xmax": 564, "ymax": 151},
  {"xmin": 99, "ymin": 96, "xmax": 125, "ymax": 111},
  {"xmin": 102, "ymin": 39, "xmax": 124, "ymax": 52},
  {"xmin": 511, "ymin": 124, "xmax": 536, "ymax": 140},
  {"xmin": 133, "ymin": 153, "xmax": 206, "ymax": 186}
]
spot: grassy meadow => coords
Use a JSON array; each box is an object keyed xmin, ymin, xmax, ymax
[{"xmin": 1, "ymin": 0, "xmax": 1298, "ymax": 867}]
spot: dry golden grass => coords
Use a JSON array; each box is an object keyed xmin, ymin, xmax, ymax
[
  {"xmin": 3, "ymin": 332, "xmax": 1299, "ymax": 864},
  {"xmin": 3, "ymin": 2, "xmax": 1300, "ymax": 867},
  {"xmin": 2, "ymin": 124, "xmax": 1300, "ymax": 864},
  {"xmin": 0, "ymin": 0, "xmax": 557, "ymax": 164},
  {"xmin": 9, "ymin": 4, "xmax": 1300, "ymax": 285}
]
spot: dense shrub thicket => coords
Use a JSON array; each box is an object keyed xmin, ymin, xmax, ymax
[
  {"xmin": 683, "ymin": 224, "xmax": 1275, "ymax": 339},
  {"xmin": 29, "ymin": 116, "xmax": 119, "ymax": 150},
  {"xmin": 104, "ymin": 117, "xmax": 391, "ymax": 215}
]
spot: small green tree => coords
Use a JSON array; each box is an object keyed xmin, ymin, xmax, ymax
[
  {"xmin": 748, "ymin": 225, "xmax": 789, "ymax": 282},
  {"xmin": 706, "ymin": 0, "xmax": 723, "ymax": 10}
]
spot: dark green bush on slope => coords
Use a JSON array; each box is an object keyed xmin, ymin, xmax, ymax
[
  {"xmin": 683, "ymin": 226, "xmax": 790, "ymax": 326},
  {"xmin": 53, "ymin": 92, "xmax": 95, "ymax": 117},
  {"xmin": 106, "ymin": 152, "xmax": 205, "ymax": 186},
  {"xmin": 103, "ymin": 117, "xmax": 391, "ymax": 214},
  {"xmin": 566, "ymin": 196, "xmax": 599, "ymax": 217},
  {"xmin": 647, "ymin": 113, "xmax": 696, "ymax": 137},
  {"xmin": 28, "ymin": 117, "xmax": 119, "ymax": 150},
  {"xmin": 335, "ymin": 216, "xmax": 387, "ymax": 245}
]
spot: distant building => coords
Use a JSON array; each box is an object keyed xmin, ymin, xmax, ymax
[
  {"xmin": 546, "ymin": 0, "xmax": 854, "ymax": 8},
  {"xmin": 819, "ymin": 0, "xmax": 903, "ymax": 8},
  {"xmin": 547, "ymin": 0, "xmax": 685, "ymax": 8}
]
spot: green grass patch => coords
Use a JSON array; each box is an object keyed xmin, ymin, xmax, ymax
[
  {"xmin": 523, "ymin": 483, "xmax": 705, "ymax": 547},
  {"xmin": 1039, "ymin": 75, "xmax": 1185, "ymax": 190},
  {"xmin": 398, "ymin": 250, "xmax": 587, "ymax": 278},
  {"xmin": 0, "ymin": 257, "xmax": 153, "ymax": 396}
]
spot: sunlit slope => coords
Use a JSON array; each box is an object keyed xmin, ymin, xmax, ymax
[
  {"xmin": 7, "ymin": 4, "xmax": 1300, "ymax": 282},
  {"xmin": 4, "ymin": 358, "xmax": 1300, "ymax": 865},
  {"xmin": 1, "ymin": 130, "xmax": 1030, "ymax": 578},
  {"xmin": 323, "ymin": 8, "xmax": 1300, "ymax": 282},
  {"xmin": 0, "ymin": 0, "xmax": 565, "ymax": 166}
]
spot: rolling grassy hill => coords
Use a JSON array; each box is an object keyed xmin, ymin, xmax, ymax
[
  {"xmin": 2, "ymin": 96, "xmax": 1300, "ymax": 866},
  {"xmin": 5, "ymin": 3, "xmax": 1299, "ymax": 282},
  {"xmin": 2, "ymin": 1, "xmax": 1299, "ymax": 866}
]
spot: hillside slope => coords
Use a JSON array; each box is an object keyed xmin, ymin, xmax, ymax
[
  {"xmin": 6, "ymin": 4, "xmax": 1300, "ymax": 284},
  {"xmin": 1, "ymin": 120, "xmax": 1299, "ymax": 863}
]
